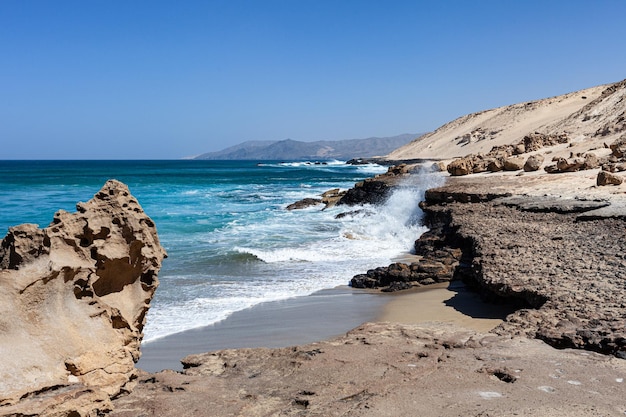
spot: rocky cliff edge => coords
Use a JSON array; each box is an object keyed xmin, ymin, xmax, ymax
[{"xmin": 0, "ymin": 180, "xmax": 166, "ymax": 416}]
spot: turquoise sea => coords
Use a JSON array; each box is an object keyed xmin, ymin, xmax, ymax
[{"xmin": 0, "ymin": 160, "xmax": 441, "ymax": 343}]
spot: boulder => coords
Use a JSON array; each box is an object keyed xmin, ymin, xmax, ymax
[
  {"xmin": 0, "ymin": 180, "xmax": 166, "ymax": 416},
  {"xmin": 337, "ymin": 164, "xmax": 408, "ymax": 206},
  {"xmin": 337, "ymin": 178, "xmax": 392, "ymax": 205},
  {"xmin": 609, "ymin": 135, "xmax": 626, "ymax": 158},
  {"xmin": 523, "ymin": 132, "xmax": 548, "ymax": 152},
  {"xmin": 320, "ymin": 188, "xmax": 346, "ymax": 209},
  {"xmin": 471, "ymin": 157, "xmax": 490, "ymax": 173},
  {"xmin": 597, "ymin": 170, "xmax": 623, "ymax": 186},
  {"xmin": 286, "ymin": 198, "xmax": 322, "ymax": 210},
  {"xmin": 556, "ymin": 157, "xmax": 585, "ymax": 172},
  {"xmin": 513, "ymin": 143, "xmax": 526, "ymax": 155},
  {"xmin": 447, "ymin": 157, "xmax": 473, "ymax": 176},
  {"xmin": 487, "ymin": 158, "xmax": 505, "ymax": 172},
  {"xmin": 503, "ymin": 156, "xmax": 526, "ymax": 171},
  {"xmin": 523, "ymin": 154, "xmax": 545, "ymax": 172},
  {"xmin": 583, "ymin": 153, "xmax": 600, "ymax": 170},
  {"xmin": 522, "ymin": 132, "xmax": 569, "ymax": 152}
]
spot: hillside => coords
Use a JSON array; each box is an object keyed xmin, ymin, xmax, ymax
[
  {"xmin": 194, "ymin": 134, "xmax": 421, "ymax": 160},
  {"xmin": 387, "ymin": 79, "xmax": 626, "ymax": 161}
]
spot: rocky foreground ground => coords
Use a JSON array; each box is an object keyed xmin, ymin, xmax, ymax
[{"xmin": 110, "ymin": 322, "xmax": 626, "ymax": 417}]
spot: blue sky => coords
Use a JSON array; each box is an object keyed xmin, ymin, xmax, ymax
[{"xmin": 1, "ymin": 1, "xmax": 625, "ymax": 159}]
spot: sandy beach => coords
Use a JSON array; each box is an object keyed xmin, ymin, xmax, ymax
[
  {"xmin": 378, "ymin": 281, "xmax": 516, "ymax": 332},
  {"xmin": 138, "ymin": 286, "xmax": 390, "ymax": 372},
  {"xmin": 139, "ymin": 280, "xmax": 517, "ymax": 372}
]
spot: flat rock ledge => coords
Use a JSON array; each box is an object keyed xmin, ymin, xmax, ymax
[
  {"xmin": 110, "ymin": 322, "xmax": 626, "ymax": 416},
  {"xmin": 355, "ymin": 178, "xmax": 626, "ymax": 358},
  {"xmin": 0, "ymin": 180, "xmax": 166, "ymax": 417}
]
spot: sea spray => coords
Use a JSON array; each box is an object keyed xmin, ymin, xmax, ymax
[{"xmin": 142, "ymin": 165, "xmax": 446, "ymax": 342}]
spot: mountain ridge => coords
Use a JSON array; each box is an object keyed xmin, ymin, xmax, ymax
[{"xmin": 194, "ymin": 134, "xmax": 422, "ymax": 160}]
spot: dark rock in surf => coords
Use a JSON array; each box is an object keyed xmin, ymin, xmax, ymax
[
  {"xmin": 286, "ymin": 198, "xmax": 322, "ymax": 210},
  {"xmin": 337, "ymin": 164, "xmax": 411, "ymax": 206}
]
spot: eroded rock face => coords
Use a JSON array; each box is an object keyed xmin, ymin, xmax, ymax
[
  {"xmin": 0, "ymin": 180, "xmax": 166, "ymax": 416},
  {"xmin": 418, "ymin": 183, "xmax": 626, "ymax": 357}
]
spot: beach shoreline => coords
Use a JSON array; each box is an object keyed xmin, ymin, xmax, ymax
[
  {"xmin": 138, "ymin": 278, "xmax": 518, "ymax": 372},
  {"xmin": 138, "ymin": 285, "xmax": 390, "ymax": 372}
]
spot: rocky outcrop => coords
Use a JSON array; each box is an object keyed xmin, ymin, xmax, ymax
[
  {"xmin": 446, "ymin": 132, "xmax": 626, "ymax": 176},
  {"xmin": 0, "ymin": 180, "xmax": 166, "ymax": 416},
  {"xmin": 351, "ymin": 176, "xmax": 626, "ymax": 357},
  {"xmin": 411, "ymin": 183, "xmax": 626, "ymax": 357},
  {"xmin": 350, "ymin": 258, "xmax": 458, "ymax": 291},
  {"xmin": 350, "ymin": 227, "xmax": 462, "ymax": 291},
  {"xmin": 446, "ymin": 132, "xmax": 568, "ymax": 176},
  {"xmin": 286, "ymin": 189, "xmax": 349, "ymax": 211},
  {"xmin": 286, "ymin": 165, "xmax": 415, "ymax": 211},
  {"xmin": 338, "ymin": 164, "xmax": 412, "ymax": 206},
  {"xmin": 288, "ymin": 164, "xmax": 417, "ymax": 211},
  {"xmin": 286, "ymin": 197, "xmax": 322, "ymax": 210}
]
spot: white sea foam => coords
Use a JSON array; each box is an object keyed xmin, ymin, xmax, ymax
[{"xmin": 143, "ymin": 168, "xmax": 446, "ymax": 343}]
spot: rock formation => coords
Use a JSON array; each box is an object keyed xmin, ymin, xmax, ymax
[
  {"xmin": 286, "ymin": 164, "xmax": 414, "ymax": 211},
  {"xmin": 360, "ymin": 177, "xmax": 626, "ymax": 358},
  {"xmin": 109, "ymin": 322, "xmax": 626, "ymax": 416},
  {"xmin": 0, "ymin": 180, "xmax": 166, "ymax": 416}
]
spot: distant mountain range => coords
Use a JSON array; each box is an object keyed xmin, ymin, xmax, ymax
[{"xmin": 193, "ymin": 134, "xmax": 422, "ymax": 160}]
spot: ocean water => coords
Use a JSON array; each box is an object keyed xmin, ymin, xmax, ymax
[{"xmin": 0, "ymin": 160, "xmax": 443, "ymax": 343}]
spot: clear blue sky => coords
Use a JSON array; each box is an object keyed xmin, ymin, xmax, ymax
[{"xmin": 1, "ymin": 0, "xmax": 625, "ymax": 159}]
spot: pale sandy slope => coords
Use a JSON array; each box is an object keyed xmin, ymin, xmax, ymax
[{"xmin": 387, "ymin": 79, "xmax": 625, "ymax": 161}]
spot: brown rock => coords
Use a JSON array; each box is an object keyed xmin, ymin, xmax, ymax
[
  {"xmin": 503, "ymin": 156, "xmax": 525, "ymax": 171},
  {"xmin": 521, "ymin": 132, "xmax": 569, "ymax": 152},
  {"xmin": 487, "ymin": 158, "xmax": 504, "ymax": 172},
  {"xmin": 471, "ymin": 157, "xmax": 490, "ymax": 173},
  {"xmin": 597, "ymin": 170, "xmax": 623, "ymax": 186},
  {"xmin": 543, "ymin": 164, "xmax": 559, "ymax": 173},
  {"xmin": 556, "ymin": 157, "xmax": 585, "ymax": 172},
  {"xmin": 523, "ymin": 154, "xmax": 544, "ymax": 172},
  {"xmin": 609, "ymin": 134, "xmax": 626, "ymax": 157},
  {"xmin": 523, "ymin": 132, "xmax": 547, "ymax": 152},
  {"xmin": 447, "ymin": 158, "xmax": 473, "ymax": 176},
  {"xmin": 110, "ymin": 322, "xmax": 626, "ymax": 417},
  {"xmin": 0, "ymin": 180, "xmax": 166, "ymax": 416},
  {"xmin": 583, "ymin": 152, "xmax": 600, "ymax": 170},
  {"xmin": 320, "ymin": 188, "xmax": 346, "ymax": 209}
]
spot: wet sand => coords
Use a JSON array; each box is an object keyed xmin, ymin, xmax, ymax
[
  {"xmin": 138, "ymin": 286, "xmax": 389, "ymax": 372},
  {"xmin": 139, "ymin": 281, "xmax": 515, "ymax": 373},
  {"xmin": 379, "ymin": 281, "xmax": 517, "ymax": 332}
]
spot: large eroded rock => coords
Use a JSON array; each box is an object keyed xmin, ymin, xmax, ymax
[{"xmin": 0, "ymin": 180, "xmax": 166, "ymax": 416}]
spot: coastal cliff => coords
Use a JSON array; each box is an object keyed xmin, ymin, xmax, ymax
[{"xmin": 0, "ymin": 180, "xmax": 166, "ymax": 416}]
